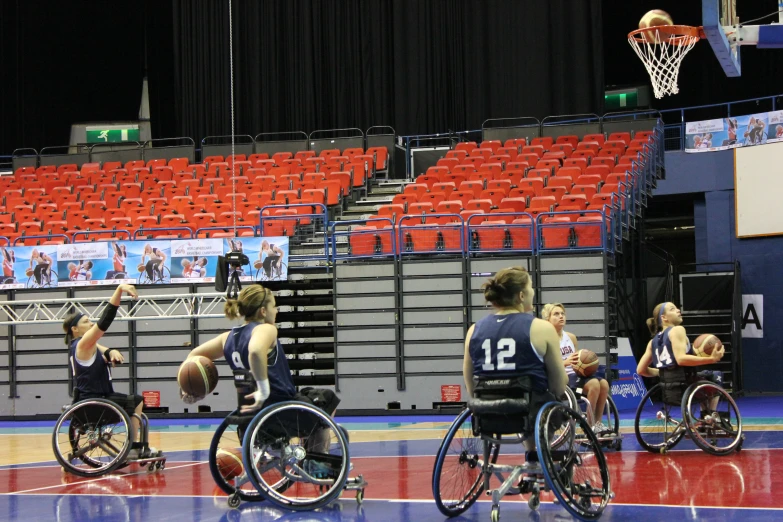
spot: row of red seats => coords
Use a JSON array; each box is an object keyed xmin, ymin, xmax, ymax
[{"xmin": 11, "ymin": 147, "xmax": 389, "ymax": 179}]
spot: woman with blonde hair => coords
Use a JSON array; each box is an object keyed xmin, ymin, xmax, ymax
[
  {"xmin": 542, "ymin": 303, "xmax": 610, "ymax": 433},
  {"xmin": 141, "ymin": 244, "xmax": 166, "ymax": 283}
]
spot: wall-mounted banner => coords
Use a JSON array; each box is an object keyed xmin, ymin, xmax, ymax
[
  {"xmin": 1, "ymin": 245, "xmax": 59, "ymax": 289},
  {"xmin": 741, "ymin": 294, "xmax": 763, "ymax": 339},
  {"xmin": 685, "ymin": 111, "xmax": 783, "ymax": 153},
  {"xmin": 609, "ymin": 337, "xmax": 648, "ymax": 412},
  {"xmin": 29, "ymin": 236, "xmax": 292, "ymax": 288}
]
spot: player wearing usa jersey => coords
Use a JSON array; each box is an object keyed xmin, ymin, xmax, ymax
[
  {"xmin": 463, "ymin": 267, "xmax": 567, "ymax": 449},
  {"xmin": 542, "ymin": 303, "xmax": 610, "ymax": 433},
  {"xmin": 636, "ymin": 302, "xmax": 724, "ymax": 404}
]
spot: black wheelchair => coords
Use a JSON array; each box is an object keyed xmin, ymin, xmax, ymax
[
  {"xmin": 432, "ymin": 376, "xmax": 612, "ymax": 521},
  {"xmin": 634, "ymin": 372, "xmax": 744, "ymax": 455},
  {"xmin": 561, "ymin": 385, "xmax": 623, "ymax": 451},
  {"xmin": 208, "ymin": 371, "xmax": 367, "ymax": 510},
  {"xmin": 52, "ymin": 397, "xmax": 166, "ymax": 477}
]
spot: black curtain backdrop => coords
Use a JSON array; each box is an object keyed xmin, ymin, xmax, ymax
[
  {"xmin": 1, "ymin": 0, "xmax": 605, "ymax": 155},
  {"xmin": 0, "ymin": 0, "xmax": 146, "ymax": 155},
  {"xmin": 604, "ymin": 0, "xmax": 783, "ymax": 112}
]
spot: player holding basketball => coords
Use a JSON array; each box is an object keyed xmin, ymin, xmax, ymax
[
  {"xmin": 542, "ymin": 303, "xmax": 611, "ymax": 433},
  {"xmin": 636, "ymin": 302, "xmax": 724, "ymax": 404},
  {"xmin": 62, "ymin": 284, "xmax": 160, "ymax": 459},
  {"xmin": 463, "ymin": 267, "xmax": 567, "ymax": 450},
  {"xmin": 182, "ymin": 284, "xmax": 343, "ymax": 471}
]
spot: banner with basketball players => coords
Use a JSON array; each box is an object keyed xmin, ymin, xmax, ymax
[
  {"xmin": 48, "ymin": 236, "xmax": 289, "ymax": 288},
  {"xmin": 1, "ymin": 245, "xmax": 59, "ymax": 290},
  {"xmin": 685, "ymin": 110, "xmax": 783, "ymax": 153}
]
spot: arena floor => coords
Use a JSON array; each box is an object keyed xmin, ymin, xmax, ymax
[{"xmin": 0, "ymin": 396, "xmax": 780, "ymax": 521}]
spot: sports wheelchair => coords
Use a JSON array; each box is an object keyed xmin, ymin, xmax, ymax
[
  {"xmin": 52, "ymin": 397, "xmax": 166, "ymax": 477},
  {"xmin": 208, "ymin": 371, "xmax": 367, "ymax": 510},
  {"xmin": 561, "ymin": 384, "xmax": 623, "ymax": 451},
  {"xmin": 634, "ymin": 373, "xmax": 744, "ymax": 455},
  {"xmin": 432, "ymin": 376, "xmax": 612, "ymax": 521}
]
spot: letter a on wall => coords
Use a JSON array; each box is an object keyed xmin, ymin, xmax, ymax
[{"xmin": 741, "ymin": 294, "xmax": 763, "ymax": 338}]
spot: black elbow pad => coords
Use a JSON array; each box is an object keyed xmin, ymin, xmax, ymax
[{"xmin": 97, "ymin": 304, "xmax": 119, "ymax": 331}]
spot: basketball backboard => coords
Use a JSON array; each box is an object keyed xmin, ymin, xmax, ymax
[{"xmin": 703, "ymin": 0, "xmax": 783, "ymax": 77}]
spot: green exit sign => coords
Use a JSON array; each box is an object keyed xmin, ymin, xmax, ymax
[
  {"xmin": 605, "ymin": 90, "xmax": 639, "ymax": 110},
  {"xmin": 86, "ymin": 125, "xmax": 140, "ymax": 143}
]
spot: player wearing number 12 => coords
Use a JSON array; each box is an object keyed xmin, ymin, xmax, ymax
[
  {"xmin": 463, "ymin": 267, "xmax": 568, "ymax": 450},
  {"xmin": 636, "ymin": 302, "xmax": 724, "ymax": 404}
]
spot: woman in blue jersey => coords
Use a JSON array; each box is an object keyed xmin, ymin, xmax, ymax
[
  {"xmin": 62, "ymin": 284, "xmax": 158, "ymax": 458},
  {"xmin": 636, "ymin": 302, "xmax": 724, "ymax": 404},
  {"xmin": 463, "ymin": 267, "xmax": 567, "ymax": 449},
  {"xmin": 181, "ymin": 284, "xmax": 340, "ymax": 416}
]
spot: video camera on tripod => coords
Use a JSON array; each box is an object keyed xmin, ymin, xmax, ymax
[{"xmin": 215, "ymin": 251, "xmax": 250, "ymax": 298}]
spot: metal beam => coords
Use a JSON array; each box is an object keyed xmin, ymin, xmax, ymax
[{"xmin": 0, "ymin": 292, "xmax": 230, "ymax": 325}]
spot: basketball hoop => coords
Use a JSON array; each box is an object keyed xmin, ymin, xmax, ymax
[{"xmin": 628, "ymin": 25, "xmax": 703, "ymax": 99}]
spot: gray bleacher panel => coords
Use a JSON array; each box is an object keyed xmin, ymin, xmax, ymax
[
  {"xmin": 89, "ymin": 142, "xmax": 143, "ymax": 165},
  {"xmin": 309, "ymin": 128, "xmax": 364, "ymax": 154},
  {"xmin": 254, "ymin": 131, "xmax": 309, "ymax": 155},
  {"xmin": 202, "ymin": 141, "xmax": 255, "ymax": 160},
  {"xmin": 541, "ymin": 114, "xmax": 601, "ymax": 140},
  {"xmin": 11, "ymin": 149, "xmax": 38, "ymax": 171},
  {"xmin": 38, "ymin": 146, "xmax": 90, "ymax": 168},
  {"xmin": 142, "ymin": 138, "xmax": 196, "ymax": 164},
  {"xmin": 537, "ymin": 253, "xmax": 611, "ymax": 366},
  {"xmin": 482, "ymin": 117, "xmax": 541, "ymax": 142},
  {"xmin": 16, "ymin": 383, "xmax": 69, "ymax": 415},
  {"xmin": 334, "ymin": 260, "xmax": 398, "ymax": 398}
]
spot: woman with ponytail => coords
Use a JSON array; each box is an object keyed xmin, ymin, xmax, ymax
[
  {"xmin": 62, "ymin": 283, "xmax": 155, "ymax": 458},
  {"xmin": 636, "ymin": 302, "xmax": 725, "ymax": 404},
  {"xmin": 182, "ymin": 284, "xmax": 340, "ymax": 416},
  {"xmin": 463, "ymin": 267, "xmax": 567, "ymax": 449}
]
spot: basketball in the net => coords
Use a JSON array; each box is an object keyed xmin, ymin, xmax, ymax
[
  {"xmin": 177, "ymin": 356, "xmax": 219, "ymax": 397},
  {"xmin": 574, "ymin": 349, "xmax": 599, "ymax": 378},
  {"xmin": 639, "ymin": 9, "xmax": 674, "ymax": 43},
  {"xmin": 693, "ymin": 334, "xmax": 723, "ymax": 357},
  {"xmin": 216, "ymin": 447, "xmax": 244, "ymax": 481}
]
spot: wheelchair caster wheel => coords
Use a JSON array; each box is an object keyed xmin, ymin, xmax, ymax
[
  {"xmin": 659, "ymin": 447, "xmax": 667, "ymax": 455},
  {"xmin": 356, "ymin": 489, "xmax": 364, "ymax": 505},
  {"xmin": 528, "ymin": 494, "xmax": 540, "ymax": 511},
  {"xmin": 228, "ymin": 493, "xmax": 241, "ymax": 509},
  {"xmin": 614, "ymin": 439, "xmax": 622, "ymax": 451},
  {"xmin": 148, "ymin": 463, "xmax": 155, "ymax": 472},
  {"xmin": 490, "ymin": 506, "xmax": 500, "ymax": 522}
]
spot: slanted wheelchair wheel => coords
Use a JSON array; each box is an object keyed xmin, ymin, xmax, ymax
[
  {"xmin": 550, "ymin": 387, "xmax": 579, "ymax": 449},
  {"xmin": 535, "ymin": 402, "xmax": 611, "ymax": 520},
  {"xmin": 432, "ymin": 407, "xmax": 499, "ymax": 517},
  {"xmin": 681, "ymin": 381, "xmax": 743, "ymax": 456},
  {"xmin": 242, "ymin": 401, "xmax": 349, "ymax": 511},
  {"xmin": 208, "ymin": 409, "xmax": 270, "ymax": 504},
  {"xmin": 605, "ymin": 396, "xmax": 620, "ymax": 435},
  {"xmin": 634, "ymin": 383, "xmax": 685, "ymax": 454},
  {"xmin": 52, "ymin": 399, "xmax": 132, "ymax": 477}
]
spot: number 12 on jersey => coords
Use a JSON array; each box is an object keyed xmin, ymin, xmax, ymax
[{"xmin": 482, "ymin": 338, "xmax": 517, "ymax": 371}]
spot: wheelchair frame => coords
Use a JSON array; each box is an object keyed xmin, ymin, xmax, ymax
[
  {"xmin": 208, "ymin": 400, "xmax": 367, "ymax": 511},
  {"xmin": 52, "ymin": 398, "xmax": 166, "ymax": 477},
  {"xmin": 432, "ymin": 401, "xmax": 613, "ymax": 521},
  {"xmin": 634, "ymin": 380, "xmax": 745, "ymax": 455},
  {"xmin": 562, "ymin": 387, "xmax": 623, "ymax": 451}
]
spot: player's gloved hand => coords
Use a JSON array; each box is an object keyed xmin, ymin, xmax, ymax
[
  {"xmin": 241, "ymin": 379, "xmax": 271, "ymax": 413},
  {"xmin": 180, "ymin": 388, "xmax": 201, "ymax": 404}
]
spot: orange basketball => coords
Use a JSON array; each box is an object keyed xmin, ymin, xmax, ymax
[
  {"xmin": 574, "ymin": 349, "xmax": 599, "ymax": 378},
  {"xmin": 639, "ymin": 9, "xmax": 674, "ymax": 43},
  {"xmin": 177, "ymin": 356, "xmax": 219, "ymax": 397},
  {"xmin": 216, "ymin": 447, "xmax": 244, "ymax": 481},
  {"xmin": 693, "ymin": 334, "xmax": 723, "ymax": 357},
  {"xmin": 25, "ymin": 268, "xmax": 34, "ymax": 277}
]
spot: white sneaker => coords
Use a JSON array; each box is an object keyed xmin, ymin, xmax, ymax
[
  {"xmin": 592, "ymin": 421, "xmax": 608, "ymax": 434},
  {"xmin": 127, "ymin": 448, "xmax": 140, "ymax": 460}
]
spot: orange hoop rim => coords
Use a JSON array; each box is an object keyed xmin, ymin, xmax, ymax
[{"xmin": 628, "ymin": 25, "xmax": 704, "ymax": 45}]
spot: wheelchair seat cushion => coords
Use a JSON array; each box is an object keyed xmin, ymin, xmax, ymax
[{"xmin": 468, "ymin": 397, "xmax": 529, "ymax": 415}]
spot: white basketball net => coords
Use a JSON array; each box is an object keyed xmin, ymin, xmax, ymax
[{"xmin": 628, "ymin": 28, "xmax": 699, "ymax": 99}]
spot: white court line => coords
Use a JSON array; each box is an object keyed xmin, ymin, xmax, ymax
[
  {"xmin": 7, "ymin": 492, "xmax": 783, "ymax": 511},
  {"xmin": 3, "ymin": 461, "xmax": 204, "ymax": 495}
]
